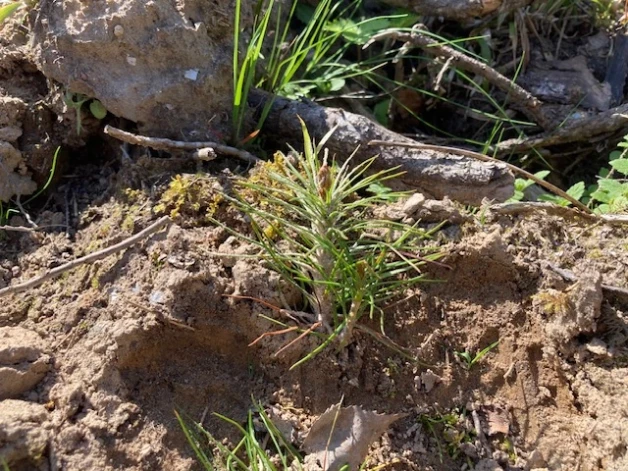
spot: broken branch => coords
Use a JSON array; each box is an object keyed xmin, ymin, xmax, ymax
[
  {"xmin": 364, "ymin": 25, "xmax": 552, "ymax": 130},
  {"xmin": 249, "ymin": 90, "xmax": 515, "ymax": 205},
  {"xmin": 104, "ymin": 125, "xmax": 259, "ymax": 164},
  {"xmin": 0, "ymin": 216, "xmax": 170, "ymax": 298},
  {"xmin": 370, "ymin": 141, "xmax": 592, "ymax": 213},
  {"xmin": 495, "ymin": 103, "xmax": 628, "ymax": 154}
]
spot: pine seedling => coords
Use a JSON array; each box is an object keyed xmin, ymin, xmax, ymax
[{"xmin": 218, "ymin": 119, "xmax": 440, "ymax": 365}]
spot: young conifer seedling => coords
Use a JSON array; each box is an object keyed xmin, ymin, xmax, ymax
[{"xmin": 218, "ymin": 119, "xmax": 441, "ymax": 366}]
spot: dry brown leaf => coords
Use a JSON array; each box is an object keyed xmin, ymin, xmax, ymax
[
  {"xmin": 302, "ymin": 403, "xmax": 406, "ymax": 471},
  {"xmin": 482, "ymin": 404, "xmax": 510, "ymax": 436}
]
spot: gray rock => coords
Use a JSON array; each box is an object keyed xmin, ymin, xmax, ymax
[{"xmin": 33, "ymin": 0, "xmax": 257, "ymax": 140}]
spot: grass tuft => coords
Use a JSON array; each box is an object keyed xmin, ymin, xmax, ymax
[{"xmin": 176, "ymin": 402, "xmax": 301, "ymax": 470}]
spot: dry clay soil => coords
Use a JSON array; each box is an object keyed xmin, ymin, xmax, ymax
[{"xmin": 1, "ymin": 157, "xmax": 628, "ymax": 471}]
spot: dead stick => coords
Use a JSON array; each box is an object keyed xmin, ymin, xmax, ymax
[
  {"xmin": 489, "ymin": 202, "xmax": 597, "ymax": 220},
  {"xmin": 364, "ymin": 25, "xmax": 551, "ymax": 129},
  {"xmin": 547, "ymin": 263, "xmax": 628, "ymax": 297},
  {"xmin": 0, "ymin": 224, "xmax": 67, "ymax": 233},
  {"xmin": 104, "ymin": 125, "xmax": 259, "ymax": 164},
  {"xmin": 471, "ymin": 409, "xmax": 492, "ymax": 457},
  {"xmin": 495, "ymin": 103, "xmax": 628, "ymax": 154},
  {"xmin": 0, "ymin": 216, "xmax": 170, "ymax": 298},
  {"xmin": 369, "ymin": 140, "xmax": 593, "ymax": 214}
]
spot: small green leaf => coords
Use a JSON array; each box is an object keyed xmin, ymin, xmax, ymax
[
  {"xmin": 515, "ymin": 177, "xmax": 535, "ymax": 191},
  {"xmin": 595, "ymin": 203, "xmax": 612, "ymax": 214},
  {"xmin": 89, "ymin": 100, "xmax": 107, "ymax": 119},
  {"xmin": 0, "ymin": 2, "xmax": 20, "ymax": 24},
  {"xmin": 509, "ymin": 189, "xmax": 524, "ymax": 202},
  {"xmin": 534, "ymin": 170, "xmax": 550, "ymax": 180},
  {"xmin": 328, "ymin": 77, "xmax": 345, "ymax": 92},
  {"xmin": 597, "ymin": 178, "xmax": 626, "ymax": 198},
  {"xmin": 609, "ymin": 158, "xmax": 628, "ymax": 176},
  {"xmin": 610, "ymin": 195, "xmax": 628, "ymax": 212},
  {"xmin": 454, "ymin": 351, "xmax": 472, "ymax": 365},
  {"xmin": 566, "ymin": 181, "xmax": 585, "ymax": 201},
  {"xmin": 590, "ymin": 188, "xmax": 611, "ymax": 204},
  {"xmin": 538, "ymin": 194, "xmax": 569, "ymax": 206},
  {"xmin": 373, "ymin": 99, "xmax": 390, "ymax": 126},
  {"xmin": 609, "ymin": 150, "xmax": 623, "ymax": 161}
]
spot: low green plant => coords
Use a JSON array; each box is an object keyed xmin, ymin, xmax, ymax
[
  {"xmin": 176, "ymin": 402, "xmax": 301, "ymax": 470},
  {"xmin": 419, "ymin": 408, "xmax": 474, "ymax": 464},
  {"xmin": 585, "ymin": 136, "xmax": 628, "ymax": 213},
  {"xmin": 64, "ymin": 92, "xmax": 107, "ymax": 135},
  {"xmin": 231, "ymin": 0, "xmax": 423, "ymax": 143},
  {"xmin": 0, "ymin": 146, "xmax": 60, "ymax": 226},
  {"xmin": 454, "ymin": 340, "xmax": 500, "ymax": 370},
  {"xmin": 510, "ymin": 133, "xmax": 628, "ymax": 214},
  {"xmin": 216, "ymin": 120, "xmax": 440, "ymax": 366}
]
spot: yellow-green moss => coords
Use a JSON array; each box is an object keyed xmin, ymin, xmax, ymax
[{"xmin": 155, "ymin": 174, "xmax": 224, "ymax": 224}]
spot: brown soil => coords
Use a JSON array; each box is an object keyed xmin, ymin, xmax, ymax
[
  {"xmin": 1, "ymin": 153, "xmax": 627, "ymax": 471},
  {"xmin": 1, "ymin": 5, "xmax": 627, "ymax": 470}
]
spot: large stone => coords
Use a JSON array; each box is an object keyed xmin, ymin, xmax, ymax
[{"xmin": 33, "ymin": 0, "xmax": 256, "ymax": 140}]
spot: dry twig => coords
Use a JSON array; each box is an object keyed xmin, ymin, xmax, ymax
[
  {"xmin": 495, "ymin": 103, "xmax": 628, "ymax": 154},
  {"xmin": 490, "ymin": 202, "xmax": 628, "ymax": 224},
  {"xmin": 546, "ymin": 263, "xmax": 628, "ymax": 297},
  {"xmin": 364, "ymin": 25, "xmax": 552, "ymax": 129},
  {"xmin": 0, "ymin": 216, "xmax": 170, "ymax": 298},
  {"xmin": 0, "ymin": 224, "xmax": 67, "ymax": 233},
  {"xmin": 126, "ymin": 299, "xmax": 196, "ymax": 331},
  {"xmin": 104, "ymin": 125, "xmax": 259, "ymax": 164}
]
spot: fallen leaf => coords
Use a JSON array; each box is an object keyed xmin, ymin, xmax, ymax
[
  {"xmin": 302, "ymin": 404, "xmax": 406, "ymax": 471},
  {"xmin": 482, "ymin": 404, "xmax": 510, "ymax": 436}
]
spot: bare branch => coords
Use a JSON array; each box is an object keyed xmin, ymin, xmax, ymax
[
  {"xmin": 104, "ymin": 126, "xmax": 259, "ymax": 164},
  {"xmin": 365, "ymin": 25, "xmax": 552, "ymax": 130},
  {"xmin": 0, "ymin": 216, "xmax": 171, "ymax": 298},
  {"xmin": 495, "ymin": 103, "xmax": 628, "ymax": 154}
]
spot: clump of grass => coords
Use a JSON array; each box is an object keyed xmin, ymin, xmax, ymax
[
  {"xmin": 176, "ymin": 403, "xmax": 301, "ymax": 471},
  {"xmin": 218, "ymin": 119, "xmax": 440, "ymax": 365}
]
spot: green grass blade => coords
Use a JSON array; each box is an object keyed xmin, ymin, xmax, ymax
[
  {"xmin": 0, "ymin": 2, "xmax": 20, "ymax": 24},
  {"xmin": 174, "ymin": 410, "xmax": 215, "ymax": 470}
]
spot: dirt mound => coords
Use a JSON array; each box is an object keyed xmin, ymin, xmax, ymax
[{"xmin": 0, "ymin": 163, "xmax": 626, "ymax": 470}]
